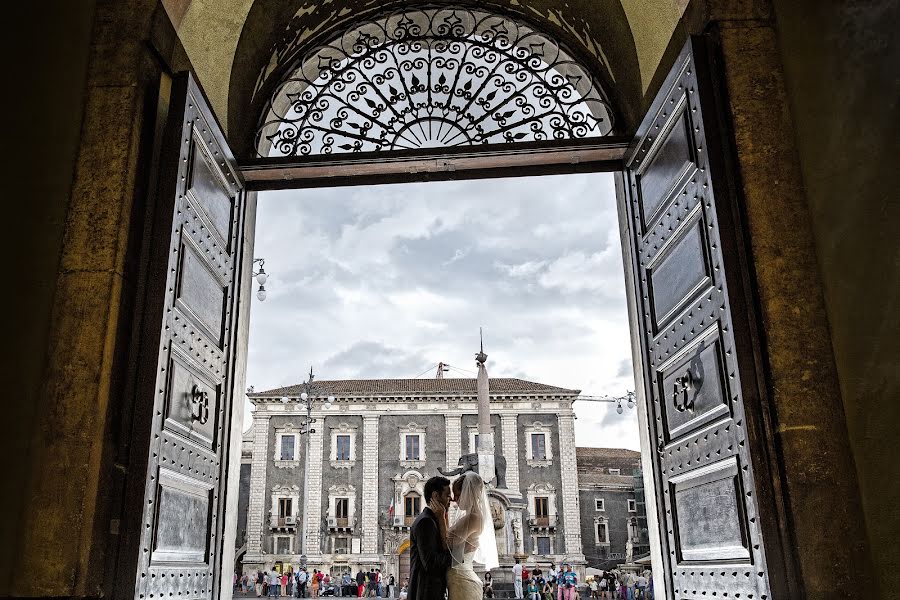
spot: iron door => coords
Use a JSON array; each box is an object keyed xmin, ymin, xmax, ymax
[
  {"xmin": 122, "ymin": 73, "xmax": 246, "ymax": 600},
  {"xmin": 623, "ymin": 37, "xmax": 787, "ymax": 599}
]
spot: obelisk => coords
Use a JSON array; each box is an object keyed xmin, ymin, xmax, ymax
[{"xmin": 475, "ymin": 329, "xmax": 495, "ymax": 485}]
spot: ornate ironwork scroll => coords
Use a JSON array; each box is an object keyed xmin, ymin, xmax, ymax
[{"xmin": 256, "ymin": 5, "xmax": 614, "ymax": 157}]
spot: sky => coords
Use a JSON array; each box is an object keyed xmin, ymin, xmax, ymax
[{"xmin": 244, "ymin": 172, "xmax": 639, "ymax": 450}]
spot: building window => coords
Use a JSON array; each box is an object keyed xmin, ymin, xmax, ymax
[
  {"xmin": 400, "ymin": 423, "xmax": 427, "ymax": 466},
  {"xmin": 274, "ymin": 535, "xmax": 292, "ymax": 554},
  {"xmin": 405, "ymin": 493, "xmax": 421, "ymax": 525},
  {"xmin": 533, "ymin": 496, "xmax": 550, "ymax": 526},
  {"xmin": 330, "ymin": 423, "xmax": 358, "ymax": 468},
  {"xmin": 278, "ymin": 497, "xmax": 293, "ymax": 518},
  {"xmin": 327, "ymin": 483, "xmax": 357, "ymax": 530},
  {"xmin": 524, "ymin": 422, "xmax": 553, "ymax": 467},
  {"xmin": 609, "ymin": 468, "xmax": 621, "ymax": 475},
  {"xmin": 334, "ymin": 536, "xmax": 349, "ymax": 554},
  {"xmin": 596, "ymin": 521, "xmax": 609, "ymax": 544},
  {"xmin": 405, "ymin": 434, "xmax": 421, "ymax": 461},
  {"xmin": 334, "ymin": 497, "xmax": 350, "ymax": 527},
  {"xmin": 526, "ymin": 483, "xmax": 557, "ymax": 529},
  {"xmin": 280, "ymin": 435, "xmax": 296, "ymax": 461},
  {"xmin": 274, "ymin": 426, "xmax": 302, "ymax": 467},
  {"xmin": 467, "ymin": 426, "xmax": 497, "ymax": 453},
  {"xmin": 536, "ymin": 536, "xmax": 551, "ymax": 555},
  {"xmin": 595, "ymin": 498, "xmax": 605, "ymax": 511},
  {"xmin": 628, "ymin": 499, "xmax": 637, "ymax": 512},
  {"xmin": 336, "ymin": 434, "xmax": 351, "ymax": 460},
  {"xmin": 531, "ymin": 433, "xmax": 547, "ymax": 460},
  {"xmin": 628, "ymin": 517, "xmax": 639, "ymax": 542}
]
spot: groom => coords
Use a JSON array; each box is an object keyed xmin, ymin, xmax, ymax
[{"xmin": 408, "ymin": 475, "xmax": 453, "ymax": 599}]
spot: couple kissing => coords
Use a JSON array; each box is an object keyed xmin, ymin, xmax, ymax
[{"xmin": 407, "ymin": 472, "xmax": 499, "ymax": 600}]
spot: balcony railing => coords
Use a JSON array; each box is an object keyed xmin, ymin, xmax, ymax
[
  {"xmin": 527, "ymin": 515, "xmax": 558, "ymax": 529},
  {"xmin": 391, "ymin": 515, "xmax": 418, "ymax": 529},
  {"xmin": 327, "ymin": 515, "xmax": 356, "ymax": 530},
  {"xmin": 270, "ymin": 515, "xmax": 298, "ymax": 530}
]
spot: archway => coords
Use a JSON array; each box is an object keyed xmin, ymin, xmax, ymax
[
  {"xmin": 125, "ymin": 3, "xmax": 793, "ymax": 593},
  {"xmin": 9, "ymin": 1, "xmax": 881, "ymax": 599},
  {"xmin": 397, "ymin": 538, "xmax": 412, "ymax": 585}
]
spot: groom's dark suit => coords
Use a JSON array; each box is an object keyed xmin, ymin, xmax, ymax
[{"xmin": 408, "ymin": 506, "xmax": 452, "ymax": 599}]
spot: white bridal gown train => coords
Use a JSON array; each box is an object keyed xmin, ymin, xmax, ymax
[{"xmin": 447, "ymin": 550, "xmax": 482, "ymax": 600}]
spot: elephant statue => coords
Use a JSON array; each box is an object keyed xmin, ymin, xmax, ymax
[{"xmin": 438, "ymin": 453, "xmax": 507, "ymax": 489}]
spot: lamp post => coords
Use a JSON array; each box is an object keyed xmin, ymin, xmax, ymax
[
  {"xmin": 252, "ymin": 258, "xmax": 269, "ymax": 301},
  {"xmin": 282, "ymin": 366, "xmax": 335, "ymax": 568},
  {"xmin": 573, "ymin": 391, "xmax": 636, "ymax": 414}
]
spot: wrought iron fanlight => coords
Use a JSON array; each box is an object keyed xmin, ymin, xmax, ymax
[{"xmin": 256, "ymin": 5, "xmax": 614, "ymax": 157}]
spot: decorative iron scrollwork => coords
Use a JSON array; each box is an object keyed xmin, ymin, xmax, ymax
[{"xmin": 256, "ymin": 5, "xmax": 613, "ymax": 157}]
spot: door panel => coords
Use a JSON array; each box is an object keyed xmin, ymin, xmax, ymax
[
  {"xmin": 624, "ymin": 37, "xmax": 784, "ymax": 599},
  {"xmin": 122, "ymin": 73, "xmax": 245, "ymax": 600}
]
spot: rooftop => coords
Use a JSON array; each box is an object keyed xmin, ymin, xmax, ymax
[
  {"xmin": 249, "ymin": 377, "xmax": 579, "ymax": 398},
  {"xmin": 576, "ymin": 447, "xmax": 642, "ymax": 486}
]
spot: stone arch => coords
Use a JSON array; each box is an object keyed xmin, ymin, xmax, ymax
[{"xmin": 227, "ymin": 0, "xmax": 643, "ymax": 156}]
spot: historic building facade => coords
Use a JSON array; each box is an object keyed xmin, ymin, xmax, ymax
[
  {"xmin": 240, "ymin": 378, "xmax": 587, "ymax": 578},
  {"xmin": 576, "ymin": 448, "xmax": 649, "ymax": 570}
]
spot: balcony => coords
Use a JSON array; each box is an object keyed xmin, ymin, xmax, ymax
[
  {"xmin": 391, "ymin": 515, "xmax": 418, "ymax": 529},
  {"xmin": 327, "ymin": 515, "xmax": 356, "ymax": 531},
  {"xmin": 527, "ymin": 515, "xmax": 558, "ymax": 530},
  {"xmin": 270, "ymin": 515, "xmax": 298, "ymax": 530}
]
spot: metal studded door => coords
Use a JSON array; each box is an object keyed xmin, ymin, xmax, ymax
[
  {"xmin": 120, "ymin": 73, "xmax": 245, "ymax": 600},
  {"xmin": 623, "ymin": 38, "xmax": 787, "ymax": 599}
]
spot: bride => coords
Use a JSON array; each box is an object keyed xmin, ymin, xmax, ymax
[{"xmin": 444, "ymin": 471, "xmax": 500, "ymax": 600}]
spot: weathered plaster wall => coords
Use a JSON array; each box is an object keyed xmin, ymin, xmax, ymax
[
  {"xmin": 0, "ymin": 2, "xmax": 97, "ymax": 594},
  {"xmin": 163, "ymin": 0, "xmax": 255, "ymax": 129},
  {"xmin": 771, "ymin": 1, "xmax": 900, "ymax": 595},
  {"xmin": 618, "ymin": 0, "xmax": 687, "ymax": 94}
]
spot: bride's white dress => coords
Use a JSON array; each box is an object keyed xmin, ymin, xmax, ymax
[{"xmin": 447, "ymin": 550, "xmax": 482, "ymax": 600}]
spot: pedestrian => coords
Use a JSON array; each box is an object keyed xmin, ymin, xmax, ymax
[
  {"xmin": 298, "ymin": 568, "xmax": 309, "ymax": 598},
  {"xmin": 542, "ymin": 577, "xmax": 553, "ymax": 600},
  {"xmin": 388, "ymin": 573, "xmax": 396, "ymax": 598},
  {"xmin": 311, "ymin": 569, "xmax": 320, "ymax": 599},
  {"xmin": 598, "ymin": 573, "xmax": 609, "ymax": 599},
  {"xmin": 560, "ymin": 564, "xmax": 577, "ymax": 600},
  {"xmin": 527, "ymin": 577, "xmax": 541, "ymax": 600},
  {"xmin": 483, "ymin": 572, "xmax": 494, "ymax": 598},
  {"xmin": 635, "ymin": 572, "xmax": 648, "ymax": 599},
  {"xmin": 513, "ymin": 558, "xmax": 524, "ymax": 599},
  {"xmin": 356, "ymin": 569, "xmax": 366, "ymax": 598}
]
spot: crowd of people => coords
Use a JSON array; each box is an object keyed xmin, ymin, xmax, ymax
[
  {"xmin": 505, "ymin": 561, "xmax": 653, "ymax": 600},
  {"xmin": 583, "ymin": 569, "xmax": 651, "ymax": 599},
  {"xmin": 235, "ymin": 568, "xmax": 406, "ymax": 597},
  {"xmin": 234, "ymin": 563, "xmax": 651, "ymax": 599}
]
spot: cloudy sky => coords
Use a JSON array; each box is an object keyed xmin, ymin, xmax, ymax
[{"xmin": 245, "ymin": 172, "xmax": 639, "ymax": 450}]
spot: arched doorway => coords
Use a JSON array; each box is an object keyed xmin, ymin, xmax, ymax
[
  {"xmin": 397, "ymin": 539, "xmax": 411, "ymax": 586},
  {"xmin": 115, "ymin": 6, "xmax": 809, "ymax": 600}
]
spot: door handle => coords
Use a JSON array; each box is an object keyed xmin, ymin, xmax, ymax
[
  {"xmin": 191, "ymin": 384, "xmax": 210, "ymax": 424},
  {"xmin": 672, "ymin": 368, "xmax": 697, "ymax": 412}
]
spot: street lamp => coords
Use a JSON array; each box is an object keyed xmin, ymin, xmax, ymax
[
  {"xmin": 574, "ymin": 391, "xmax": 636, "ymax": 415},
  {"xmin": 252, "ymin": 258, "xmax": 269, "ymax": 301},
  {"xmin": 284, "ymin": 366, "xmax": 335, "ymax": 567}
]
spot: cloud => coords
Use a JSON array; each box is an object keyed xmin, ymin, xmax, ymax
[{"xmin": 246, "ymin": 172, "xmax": 640, "ymax": 451}]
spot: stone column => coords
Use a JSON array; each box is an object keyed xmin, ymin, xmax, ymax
[
  {"xmin": 500, "ymin": 414, "xmax": 520, "ymax": 491},
  {"xmin": 361, "ymin": 415, "xmax": 380, "ymax": 554},
  {"xmin": 246, "ymin": 414, "xmax": 271, "ymax": 557},
  {"xmin": 557, "ymin": 411, "xmax": 583, "ymax": 556},
  {"xmin": 445, "ymin": 414, "xmax": 462, "ymax": 471},
  {"xmin": 305, "ymin": 421, "xmax": 325, "ymax": 557}
]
